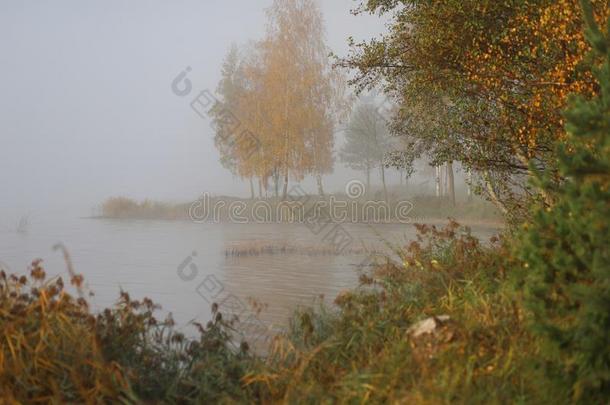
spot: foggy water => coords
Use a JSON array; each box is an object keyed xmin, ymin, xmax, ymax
[{"xmin": 0, "ymin": 216, "xmax": 499, "ymax": 335}]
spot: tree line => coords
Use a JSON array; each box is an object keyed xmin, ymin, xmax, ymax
[
  {"xmin": 210, "ymin": 0, "xmax": 608, "ymax": 217},
  {"xmin": 339, "ymin": 0, "xmax": 609, "ymax": 220}
]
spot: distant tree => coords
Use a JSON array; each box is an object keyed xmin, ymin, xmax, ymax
[
  {"xmin": 262, "ymin": 0, "xmax": 348, "ymax": 199},
  {"xmin": 210, "ymin": 45, "xmax": 242, "ymax": 178},
  {"xmin": 340, "ymin": 102, "xmax": 391, "ymax": 201},
  {"xmin": 212, "ymin": 0, "xmax": 348, "ymax": 199}
]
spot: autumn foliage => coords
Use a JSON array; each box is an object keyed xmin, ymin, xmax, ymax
[
  {"xmin": 343, "ymin": 0, "xmax": 609, "ymax": 216},
  {"xmin": 210, "ymin": 0, "xmax": 349, "ymax": 198}
]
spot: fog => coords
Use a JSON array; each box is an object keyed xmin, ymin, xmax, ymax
[{"xmin": 0, "ymin": 0, "xmax": 386, "ymax": 220}]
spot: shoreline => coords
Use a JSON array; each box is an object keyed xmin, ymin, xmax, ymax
[{"xmin": 85, "ymin": 215, "xmax": 505, "ymax": 229}]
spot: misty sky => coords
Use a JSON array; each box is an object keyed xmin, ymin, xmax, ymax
[{"xmin": 0, "ymin": 1, "xmax": 388, "ymax": 218}]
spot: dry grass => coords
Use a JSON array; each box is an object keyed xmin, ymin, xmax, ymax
[
  {"xmin": 0, "ymin": 259, "xmax": 254, "ymax": 403},
  {"xmin": 0, "ymin": 260, "xmax": 133, "ymax": 402}
]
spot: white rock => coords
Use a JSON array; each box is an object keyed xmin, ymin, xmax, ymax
[{"xmin": 408, "ymin": 315, "xmax": 450, "ymax": 338}]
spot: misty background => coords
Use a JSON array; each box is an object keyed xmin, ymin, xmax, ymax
[{"xmin": 0, "ymin": 0, "xmax": 388, "ymax": 222}]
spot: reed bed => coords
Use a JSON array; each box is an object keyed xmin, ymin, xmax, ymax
[{"xmin": 224, "ymin": 241, "xmax": 379, "ymax": 258}]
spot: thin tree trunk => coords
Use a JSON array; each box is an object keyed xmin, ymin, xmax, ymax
[
  {"xmin": 273, "ymin": 169, "xmax": 279, "ymax": 198},
  {"xmin": 311, "ymin": 128, "xmax": 324, "ymax": 197},
  {"xmin": 258, "ymin": 178, "xmax": 263, "ymax": 199},
  {"xmin": 282, "ymin": 167, "xmax": 289, "ymax": 200},
  {"xmin": 466, "ymin": 171, "xmax": 473, "ymax": 202},
  {"xmin": 316, "ymin": 174, "xmax": 324, "ymax": 197},
  {"xmin": 447, "ymin": 161, "xmax": 455, "ymax": 206},
  {"xmin": 281, "ymin": 81, "xmax": 290, "ymax": 201},
  {"xmin": 483, "ymin": 170, "xmax": 509, "ymax": 216},
  {"xmin": 442, "ymin": 163, "xmax": 448, "ymax": 197},
  {"xmin": 249, "ymin": 177, "xmax": 255, "ymax": 200},
  {"xmin": 380, "ymin": 163, "xmax": 388, "ymax": 204},
  {"xmin": 435, "ymin": 166, "xmax": 441, "ymax": 198}
]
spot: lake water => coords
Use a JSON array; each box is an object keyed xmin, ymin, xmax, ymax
[{"xmin": 0, "ymin": 215, "xmax": 499, "ymax": 342}]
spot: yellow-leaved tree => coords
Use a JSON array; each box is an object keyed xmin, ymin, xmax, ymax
[{"xmin": 212, "ymin": 0, "xmax": 349, "ymax": 199}]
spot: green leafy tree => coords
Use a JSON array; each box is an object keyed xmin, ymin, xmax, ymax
[
  {"xmin": 340, "ymin": 102, "xmax": 392, "ymax": 200},
  {"xmin": 340, "ymin": 0, "xmax": 608, "ymax": 219},
  {"xmin": 518, "ymin": 1, "xmax": 610, "ymax": 401}
]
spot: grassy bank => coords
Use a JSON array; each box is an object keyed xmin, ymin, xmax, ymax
[
  {"xmin": 98, "ymin": 194, "xmax": 502, "ymax": 224},
  {"xmin": 1, "ymin": 219, "xmax": 605, "ymax": 403},
  {"xmin": 241, "ymin": 222, "xmax": 569, "ymax": 403}
]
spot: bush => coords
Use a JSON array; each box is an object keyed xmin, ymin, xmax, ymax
[
  {"xmin": 0, "ymin": 259, "xmax": 254, "ymax": 403},
  {"xmin": 517, "ymin": 2, "xmax": 610, "ymax": 401},
  {"xmin": 0, "ymin": 260, "xmax": 132, "ymax": 402}
]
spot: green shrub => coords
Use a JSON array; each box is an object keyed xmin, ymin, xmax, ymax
[{"xmin": 517, "ymin": 1, "xmax": 610, "ymax": 401}]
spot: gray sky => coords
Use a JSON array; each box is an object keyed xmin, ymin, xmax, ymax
[{"xmin": 0, "ymin": 0, "xmax": 387, "ymax": 217}]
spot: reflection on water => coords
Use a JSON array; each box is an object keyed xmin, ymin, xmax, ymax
[{"xmin": 0, "ymin": 216, "xmax": 499, "ymax": 335}]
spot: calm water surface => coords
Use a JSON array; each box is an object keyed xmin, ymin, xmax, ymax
[{"xmin": 0, "ymin": 215, "xmax": 499, "ymax": 336}]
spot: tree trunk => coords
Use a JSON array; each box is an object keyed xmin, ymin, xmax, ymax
[
  {"xmin": 282, "ymin": 167, "xmax": 289, "ymax": 200},
  {"xmin": 316, "ymin": 174, "xmax": 325, "ymax": 197},
  {"xmin": 249, "ymin": 177, "xmax": 255, "ymax": 200},
  {"xmin": 273, "ymin": 169, "xmax": 279, "ymax": 198},
  {"xmin": 435, "ymin": 166, "xmax": 441, "ymax": 198},
  {"xmin": 466, "ymin": 171, "xmax": 473, "ymax": 202},
  {"xmin": 380, "ymin": 162, "xmax": 388, "ymax": 204},
  {"xmin": 311, "ymin": 129, "xmax": 324, "ymax": 197},
  {"xmin": 483, "ymin": 170, "xmax": 509, "ymax": 216},
  {"xmin": 258, "ymin": 178, "xmax": 263, "ymax": 199},
  {"xmin": 442, "ymin": 163, "xmax": 447, "ymax": 197},
  {"xmin": 281, "ymin": 81, "xmax": 290, "ymax": 201},
  {"xmin": 447, "ymin": 161, "xmax": 455, "ymax": 206}
]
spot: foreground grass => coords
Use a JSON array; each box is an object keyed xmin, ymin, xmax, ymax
[
  {"xmin": 244, "ymin": 221, "xmax": 565, "ymax": 404},
  {"xmin": 0, "ymin": 221, "xmax": 601, "ymax": 403}
]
